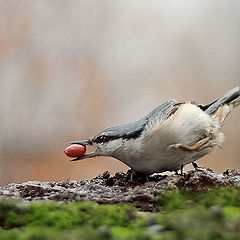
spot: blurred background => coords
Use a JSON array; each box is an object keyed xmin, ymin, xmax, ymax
[{"xmin": 0, "ymin": 0, "xmax": 239, "ymax": 185}]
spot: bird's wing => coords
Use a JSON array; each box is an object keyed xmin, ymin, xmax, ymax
[
  {"xmin": 144, "ymin": 99, "xmax": 181, "ymax": 122},
  {"xmin": 97, "ymin": 100, "xmax": 181, "ymax": 140}
]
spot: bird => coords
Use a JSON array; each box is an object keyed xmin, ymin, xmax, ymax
[{"xmin": 70, "ymin": 87, "xmax": 240, "ymax": 175}]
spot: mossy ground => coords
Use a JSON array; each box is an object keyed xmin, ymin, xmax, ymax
[{"xmin": 0, "ymin": 188, "xmax": 240, "ymax": 240}]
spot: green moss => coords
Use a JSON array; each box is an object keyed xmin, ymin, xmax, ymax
[
  {"xmin": 160, "ymin": 187, "xmax": 240, "ymax": 212},
  {"xmin": 224, "ymin": 206, "xmax": 240, "ymax": 220},
  {"xmin": 197, "ymin": 188, "xmax": 240, "ymax": 208},
  {"xmin": 1, "ymin": 187, "xmax": 240, "ymax": 240},
  {"xmin": 159, "ymin": 191, "xmax": 191, "ymax": 212}
]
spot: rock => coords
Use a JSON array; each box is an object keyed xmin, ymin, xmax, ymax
[{"xmin": 0, "ymin": 167, "xmax": 240, "ymax": 211}]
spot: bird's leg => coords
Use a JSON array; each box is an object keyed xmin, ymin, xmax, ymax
[
  {"xmin": 192, "ymin": 162, "xmax": 199, "ymax": 169},
  {"xmin": 174, "ymin": 165, "xmax": 184, "ymax": 176},
  {"xmin": 180, "ymin": 164, "xmax": 184, "ymax": 176}
]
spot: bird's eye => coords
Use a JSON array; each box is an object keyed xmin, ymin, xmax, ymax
[
  {"xmin": 99, "ymin": 136, "xmax": 105, "ymax": 141},
  {"xmin": 96, "ymin": 135, "xmax": 106, "ymax": 143}
]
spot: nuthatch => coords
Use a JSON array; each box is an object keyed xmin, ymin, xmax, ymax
[{"xmin": 71, "ymin": 87, "xmax": 240, "ymax": 174}]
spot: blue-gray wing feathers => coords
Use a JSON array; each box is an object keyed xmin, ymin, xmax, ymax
[{"xmin": 97, "ymin": 99, "xmax": 180, "ymax": 139}]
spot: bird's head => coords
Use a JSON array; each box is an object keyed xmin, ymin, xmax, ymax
[{"xmin": 70, "ymin": 131, "xmax": 123, "ymax": 162}]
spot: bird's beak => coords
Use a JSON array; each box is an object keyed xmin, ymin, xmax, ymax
[
  {"xmin": 70, "ymin": 152, "xmax": 97, "ymax": 162},
  {"xmin": 69, "ymin": 140, "xmax": 92, "ymax": 146}
]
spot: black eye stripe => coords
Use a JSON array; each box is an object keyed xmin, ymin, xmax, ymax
[
  {"xmin": 95, "ymin": 135, "xmax": 119, "ymax": 143},
  {"xmin": 94, "ymin": 127, "xmax": 144, "ymax": 144}
]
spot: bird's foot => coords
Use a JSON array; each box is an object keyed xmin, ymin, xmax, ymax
[{"xmin": 192, "ymin": 162, "xmax": 199, "ymax": 169}]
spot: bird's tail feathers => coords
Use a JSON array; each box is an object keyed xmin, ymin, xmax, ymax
[{"xmin": 204, "ymin": 87, "xmax": 240, "ymax": 124}]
